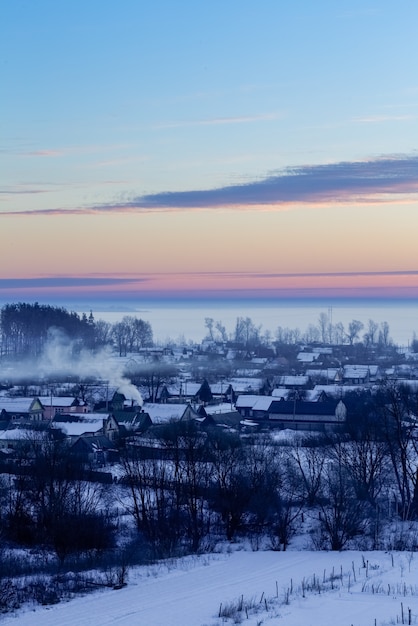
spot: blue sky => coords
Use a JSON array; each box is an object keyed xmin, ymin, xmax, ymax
[{"xmin": 1, "ymin": 1, "xmax": 418, "ymax": 302}]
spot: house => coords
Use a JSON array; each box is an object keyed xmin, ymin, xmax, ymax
[
  {"xmin": 0, "ymin": 397, "xmax": 44, "ymax": 421},
  {"xmin": 185, "ymin": 405, "xmax": 215, "ymax": 428},
  {"xmin": 0, "ymin": 427, "xmax": 49, "ymax": 451},
  {"xmin": 229, "ymin": 377, "xmax": 267, "ymax": 396},
  {"xmin": 0, "ymin": 428, "xmax": 33, "ymax": 450},
  {"xmin": 367, "ymin": 365, "xmax": 382, "ymax": 383},
  {"xmin": 274, "ymin": 375, "xmax": 313, "ymax": 390},
  {"xmin": 140, "ymin": 402, "xmax": 201, "ymax": 425},
  {"xmin": 236, "ymin": 392, "xmax": 346, "ymax": 431},
  {"xmin": 271, "ymin": 388, "xmax": 292, "ymax": 400},
  {"xmin": 202, "ymin": 403, "xmax": 241, "ymax": 429},
  {"xmin": 209, "ymin": 382, "xmax": 234, "ymax": 403},
  {"xmin": 51, "ymin": 413, "xmax": 120, "ymax": 442},
  {"xmin": 343, "ymin": 365, "xmax": 370, "ymax": 385},
  {"xmin": 297, "ymin": 352, "xmax": 320, "ymax": 365},
  {"xmin": 112, "ymin": 409, "xmax": 152, "ymax": 434},
  {"xmin": 304, "ymin": 369, "xmax": 342, "ymax": 384},
  {"xmin": 268, "ymin": 399, "xmax": 347, "ymax": 432},
  {"xmin": 160, "ymin": 382, "xmax": 203, "ymax": 403},
  {"xmin": 70, "ymin": 435, "xmax": 118, "ymax": 466},
  {"xmin": 38, "ymin": 396, "xmax": 88, "ymax": 420},
  {"xmin": 249, "ymin": 396, "xmax": 275, "ymax": 419},
  {"xmin": 93, "ymin": 386, "xmax": 143, "ymax": 412},
  {"xmin": 235, "ymin": 395, "xmax": 263, "ymax": 418}
]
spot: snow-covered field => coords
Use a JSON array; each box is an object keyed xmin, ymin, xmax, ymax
[{"xmin": 3, "ymin": 549, "xmax": 417, "ymax": 626}]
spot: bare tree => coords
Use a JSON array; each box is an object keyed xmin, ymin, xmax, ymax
[
  {"xmin": 318, "ymin": 312, "xmax": 329, "ymax": 344},
  {"xmin": 346, "ymin": 320, "xmax": 364, "ymax": 345},
  {"xmin": 215, "ymin": 321, "xmax": 228, "ymax": 342},
  {"xmin": 112, "ymin": 320, "xmax": 131, "ymax": 356},
  {"xmin": 204, "ymin": 317, "xmax": 215, "ymax": 341},
  {"xmin": 304, "ymin": 324, "xmax": 320, "ymax": 344},
  {"xmin": 207, "ymin": 430, "xmax": 249, "ymax": 540},
  {"xmin": 234, "ymin": 316, "xmax": 262, "ymax": 348},
  {"xmin": 363, "ymin": 319, "xmax": 379, "ymax": 347},
  {"xmin": 378, "ymin": 321, "xmax": 391, "ymax": 347},
  {"xmin": 334, "ymin": 321, "xmax": 345, "ymax": 345},
  {"xmin": 317, "ymin": 453, "xmax": 371, "ymax": 550},
  {"xmin": 94, "ymin": 319, "xmax": 113, "ymax": 347},
  {"xmin": 120, "ymin": 447, "xmax": 180, "ymax": 557},
  {"xmin": 330, "ymin": 434, "xmax": 389, "ymax": 507},
  {"xmin": 289, "ymin": 437, "xmax": 326, "ymax": 507},
  {"xmin": 377, "ymin": 382, "xmax": 418, "ymax": 519}
]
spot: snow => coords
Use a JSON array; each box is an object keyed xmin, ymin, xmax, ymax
[
  {"xmin": 3, "ymin": 549, "xmax": 417, "ymax": 625},
  {"xmin": 141, "ymin": 402, "xmax": 190, "ymax": 423}
]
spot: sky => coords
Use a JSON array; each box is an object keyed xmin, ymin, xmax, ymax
[{"xmin": 2, "ymin": 0, "xmax": 418, "ymax": 305}]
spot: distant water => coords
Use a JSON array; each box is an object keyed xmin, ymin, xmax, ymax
[{"xmin": 83, "ymin": 298, "xmax": 418, "ymax": 348}]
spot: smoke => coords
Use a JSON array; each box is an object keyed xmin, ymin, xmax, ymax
[{"xmin": 26, "ymin": 328, "xmax": 143, "ymax": 405}]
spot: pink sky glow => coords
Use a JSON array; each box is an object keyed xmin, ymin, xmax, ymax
[{"xmin": 1, "ymin": 270, "xmax": 418, "ymax": 302}]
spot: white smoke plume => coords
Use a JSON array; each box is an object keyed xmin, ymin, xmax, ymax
[{"xmin": 35, "ymin": 328, "xmax": 143, "ymax": 405}]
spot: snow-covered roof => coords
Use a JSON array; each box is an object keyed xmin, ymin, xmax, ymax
[
  {"xmin": 166, "ymin": 383, "xmax": 202, "ymax": 396},
  {"xmin": 51, "ymin": 416, "xmax": 105, "ymax": 437},
  {"xmin": 235, "ymin": 395, "xmax": 260, "ymax": 409},
  {"xmin": 305, "ymin": 369, "xmax": 340, "ymax": 380},
  {"xmin": 141, "ymin": 402, "xmax": 190, "ymax": 423},
  {"xmin": 277, "ymin": 376, "xmax": 310, "ymax": 387},
  {"xmin": 230, "ymin": 378, "xmax": 264, "ymax": 392},
  {"xmin": 311, "ymin": 385, "xmax": 359, "ymax": 398},
  {"xmin": 252, "ymin": 396, "xmax": 274, "ymax": 411},
  {"xmin": 304, "ymin": 389, "xmax": 327, "ymax": 401},
  {"xmin": 271, "ymin": 388, "xmax": 291, "ymax": 399},
  {"xmin": 297, "ymin": 352, "xmax": 318, "ymax": 363},
  {"xmin": 204, "ymin": 403, "xmax": 237, "ymax": 415},
  {"xmin": 0, "ymin": 397, "xmax": 41, "ymax": 413},
  {"xmin": 209, "ymin": 382, "xmax": 229, "ymax": 395},
  {"xmin": 343, "ymin": 365, "xmax": 369, "ymax": 379},
  {"xmin": 0, "ymin": 428, "xmax": 40, "ymax": 441},
  {"xmin": 312, "ymin": 347, "xmax": 333, "ymax": 354},
  {"xmin": 38, "ymin": 396, "xmax": 82, "ymax": 408}
]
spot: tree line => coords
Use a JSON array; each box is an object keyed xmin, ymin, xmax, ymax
[
  {"xmin": 205, "ymin": 313, "xmax": 394, "ymax": 350},
  {"xmin": 0, "ymin": 303, "xmax": 153, "ymax": 358},
  {"xmin": 0, "ymin": 302, "xmax": 400, "ymax": 361}
]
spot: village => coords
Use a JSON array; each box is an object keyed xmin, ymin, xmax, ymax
[
  {"xmin": 0, "ymin": 308, "xmax": 418, "ymax": 614},
  {"xmin": 0, "ymin": 321, "xmax": 417, "ymax": 466}
]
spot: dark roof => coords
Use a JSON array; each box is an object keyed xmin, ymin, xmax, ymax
[
  {"xmin": 52, "ymin": 414, "xmax": 81, "ymax": 423},
  {"xmin": 269, "ymin": 400, "xmax": 341, "ymax": 416},
  {"xmin": 112, "ymin": 410, "xmax": 142, "ymax": 424},
  {"xmin": 71, "ymin": 435, "xmax": 115, "ymax": 452}
]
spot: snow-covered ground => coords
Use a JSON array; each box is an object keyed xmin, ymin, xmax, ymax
[{"xmin": 3, "ymin": 549, "xmax": 417, "ymax": 625}]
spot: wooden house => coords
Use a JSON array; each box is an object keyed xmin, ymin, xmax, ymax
[
  {"xmin": 268, "ymin": 399, "xmax": 347, "ymax": 432},
  {"xmin": 0, "ymin": 397, "xmax": 44, "ymax": 422}
]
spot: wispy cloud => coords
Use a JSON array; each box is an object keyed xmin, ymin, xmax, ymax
[
  {"xmin": 2, "ymin": 153, "xmax": 417, "ymax": 216},
  {"xmin": 0, "ymin": 143, "xmax": 134, "ymax": 159},
  {"xmin": 109, "ymin": 153, "xmax": 418, "ymax": 210},
  {"xmin": 353, "ymin": 114, "xmax": 414, "ymax": 123},
  {"xmin": 0, "ymin": 277, "xmax": 147, "ymax": 290},
  {"xmin": 25, "ymin": 150, "xmax": 64, "ymax": 157},
  {"xmin": 0, "ymin": 188, "xmax": 51, "ymax": 196},
  {"xmin": 154, "ymin": 112, "xmax": 281, "ymax": 129}
]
